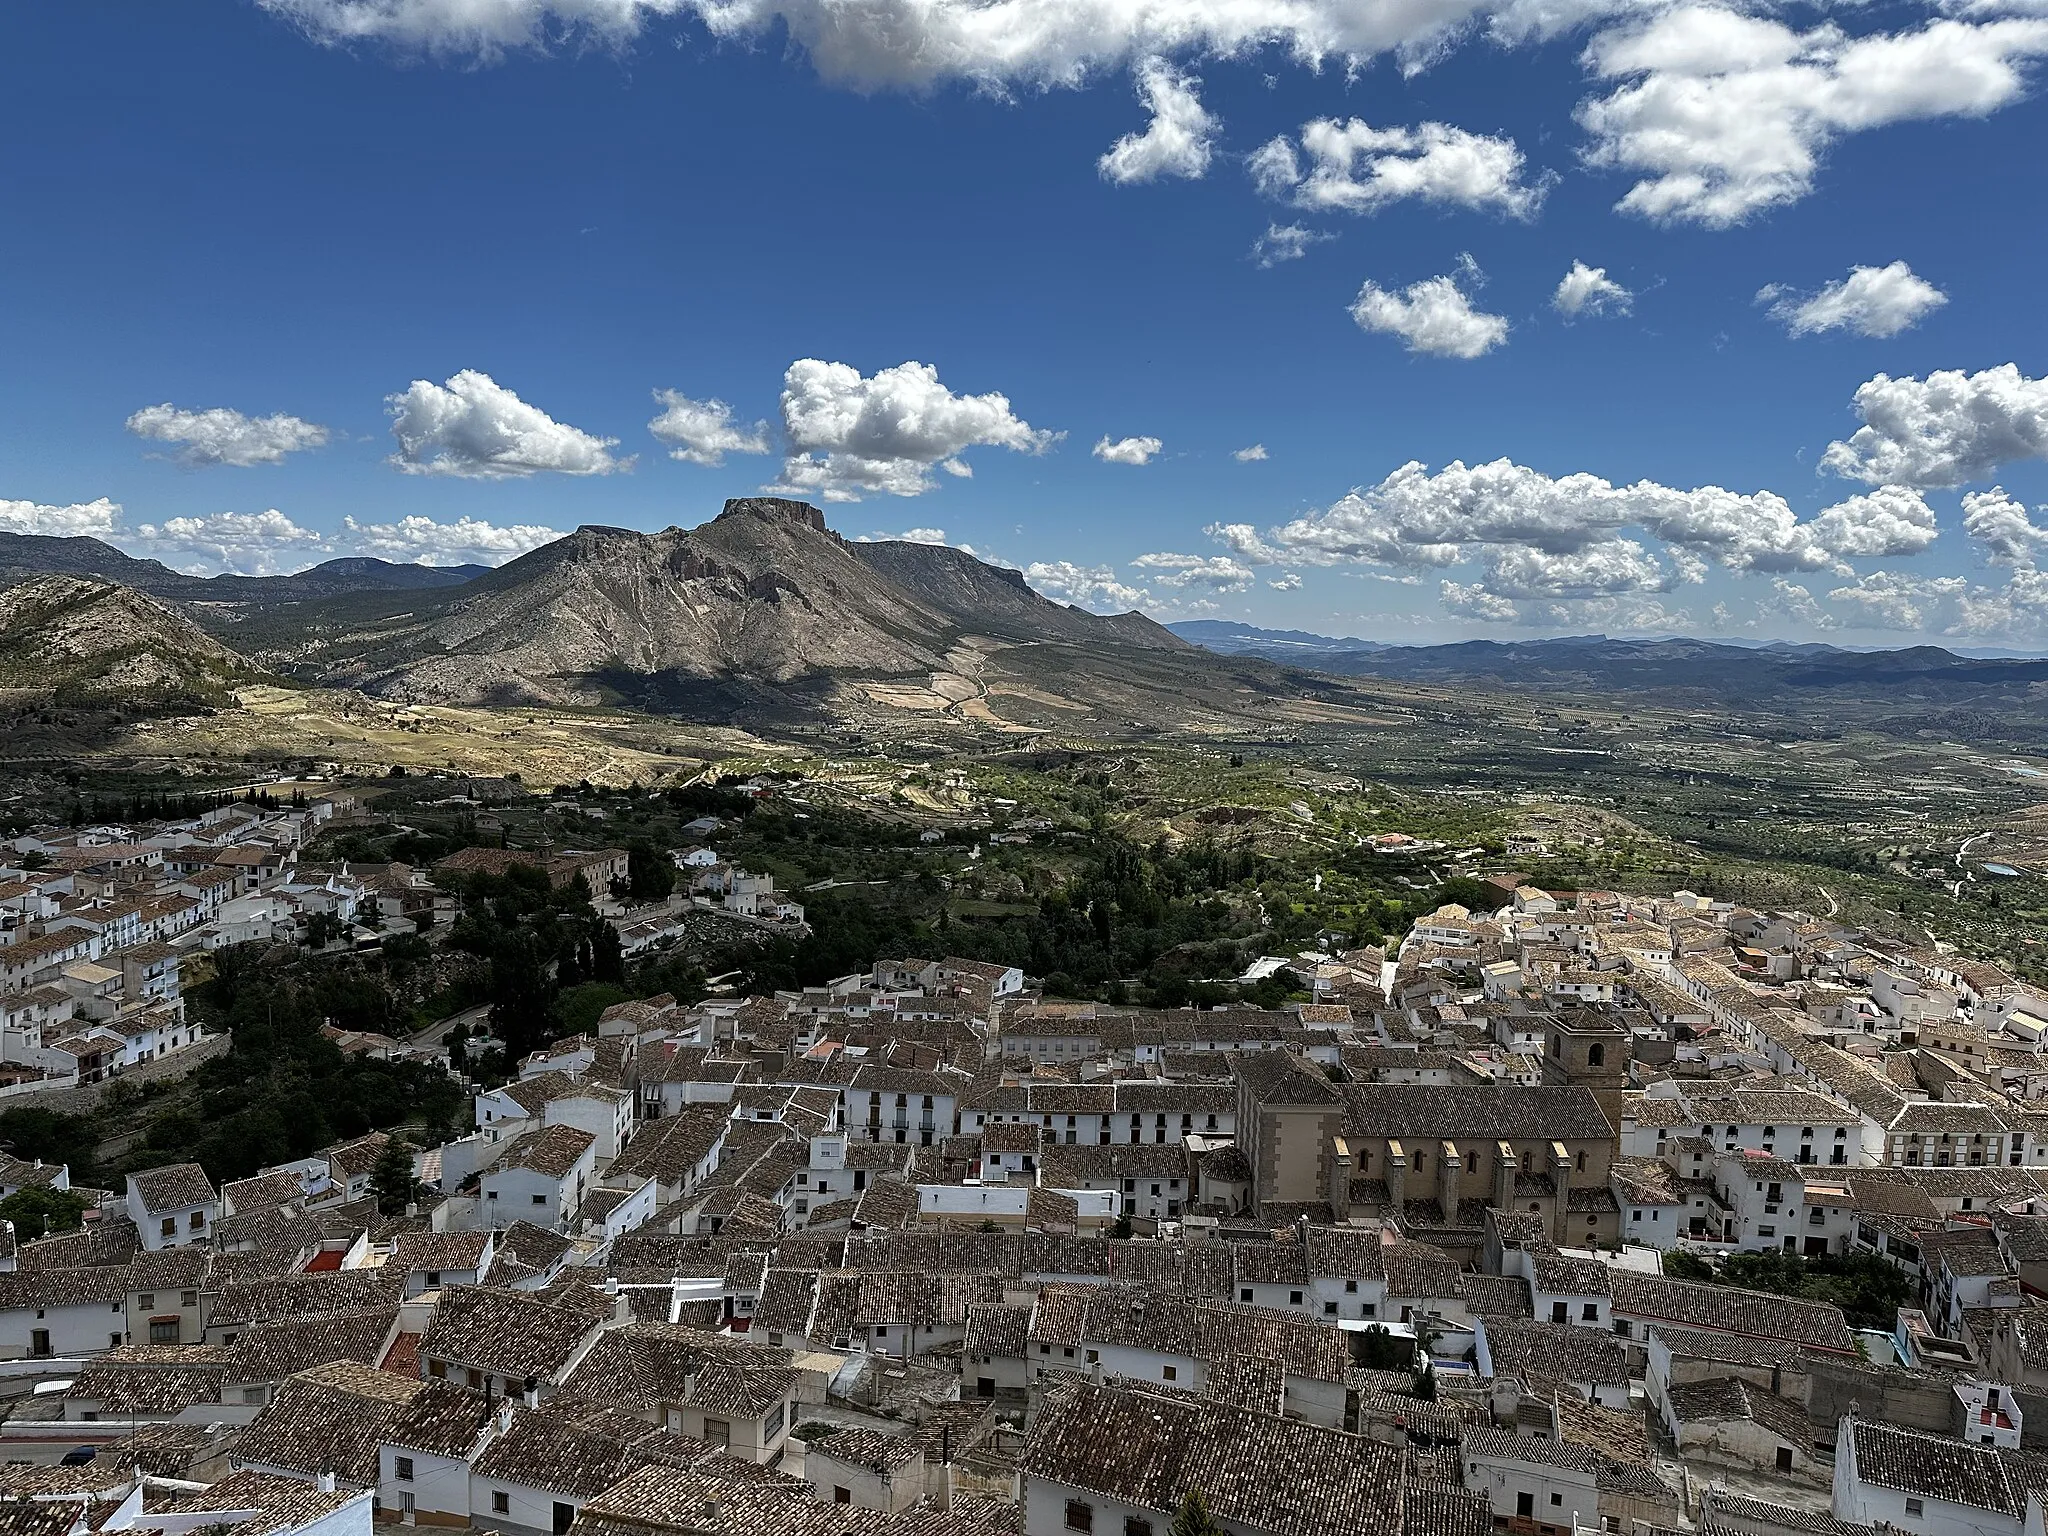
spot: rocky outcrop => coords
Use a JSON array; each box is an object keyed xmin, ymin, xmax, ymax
[{"xmin": 350, "ymin": 497, "xmax": 1185, "ymax": 705}]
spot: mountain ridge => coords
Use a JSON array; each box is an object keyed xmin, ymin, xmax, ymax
[
  {"xmin": 0, "ymin": 531, "xmax": 488, "ymax": 603},
  {"xmin": 266, "ymin": 497, "xmax": 1189, "ymax": 708}
]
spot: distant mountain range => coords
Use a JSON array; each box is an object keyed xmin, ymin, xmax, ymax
[
  {"xmin": 1170, "ymin": 619, "xmax": 2048, "ymax": 741},
  {"xmin": 0, "ymin": 531, "xmax": 488, "ymax": 603}
]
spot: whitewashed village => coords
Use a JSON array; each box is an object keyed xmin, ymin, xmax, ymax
[{"xmin": 7, "ymin": 790, "xmax": 2048, "ymax": 1536}]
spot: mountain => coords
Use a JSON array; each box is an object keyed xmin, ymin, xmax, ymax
[
  {"xmin": 1168, "ymin": 624, "xmax": 2048, "ymax": 743},
  {"xmin": 0, "ymin": 575, "xmax": 262, "ymax": 700},
  {"xmin": 0, "ymin": 532, "xmax": 488, "ymax": 602},
  {"xmin": 239, "ymin": 498, "xmax": 1192, "ymax": 714},
  {"xmin": 1169, "ymin": 620, "xmax": 1391, "ymax": 658}
]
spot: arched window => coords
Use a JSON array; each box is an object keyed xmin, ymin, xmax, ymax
[{"xmin": 1588, "ymin": 1043, "xmax": 1605, "ymax": 1067}]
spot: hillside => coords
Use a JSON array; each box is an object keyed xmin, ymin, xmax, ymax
[
  {"xmin": 0, "ymin": 575, "xmax": 262, "ymax": 700},
  {"xmin": 252, "ymin": 498, "xmax": 1192, "ymax": 714}
]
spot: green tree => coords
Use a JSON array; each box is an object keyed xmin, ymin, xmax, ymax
[
  {"xmin": 626, "ymin": 841, "xmax": 675, "ymax": 904},
  {"xmin": 1661, "ymin": 1250, "xmax": 1714, "ymax": 1281},
  {"xmin": 1169, "ymin": 1490, "xmax": 1225, "ymax": 1536},
  {"xmin": 0, "ymin": 1185, "xmax": 90, "ymax": 1240},
  {"xmin": 369, "ymin": 1138, "xmax": 418, "ymax": 1216}
]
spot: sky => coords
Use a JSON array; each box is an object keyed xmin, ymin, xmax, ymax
[{"xmin": 2, "ymin": 0, "xmax": 2047, "ymax": 648}]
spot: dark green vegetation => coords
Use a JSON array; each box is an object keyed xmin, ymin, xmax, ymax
[
  {"xmin": 1661, "ymin": 1248, "xmax": 1913, "ymax": 1331},
  {"xmin": 0, "ymin": 1185, "xmax": 91, "ymax": 1240}
]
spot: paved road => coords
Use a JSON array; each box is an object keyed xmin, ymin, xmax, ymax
[{"xmin": 415, "ymin": 1002, "xmax": 489, "ymax": 1046}]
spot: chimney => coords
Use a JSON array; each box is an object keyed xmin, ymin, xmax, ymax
[
  {"xmin": 1550, "ymin": 1141, "xmax": 1573, "ymax": 1245},
  {"xmin": 1439, "ymin": 1140, "xmax": 1462, "ymax": 1221},
  {"xmin": 523, "ymin": 1374, "xmax": 541, "ymax": 1410},
  {"xmin": 1330, "ymin": 1137, "xmax": 1354, "ymax": 1223},
  {"xmin": 1494, "ymin": 1140, "xmax": 1517, "ymax": 1214},
  {"xmin": 316, "ymin": 1473, "xmax": 337, "ymax": 1493},
  {"xmin": 1386, "ymin": 1139, "xmax": 1407, "ymax": 1218}
]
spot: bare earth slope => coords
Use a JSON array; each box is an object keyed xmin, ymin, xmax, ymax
[{"xmin": 321, "ymin": 498, "xmax": 1188, "ymax": 708}]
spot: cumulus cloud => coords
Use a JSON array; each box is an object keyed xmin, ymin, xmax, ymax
[
  {"xmin": 1099, "ymin": 57, "xmax": 1217, "ymax": 183},
  {"xmin": 1803, "ymin": 486, "xmax": 1940, "ymax": 558},
  {"xmin": 0, "ymin": 497, "xmax": 121, "ymax": 539},
  {"xmin": 125, "ymin": 404, "xmax": 330, "ymax": 467},
  {"xmin": 1234, "ymin": 444, "xmax": 1270, "ymax": 462},
  {"xmin": 257, "ymin": 0, "xmax": 1505, "ymax": 89},
  {"xmin": 1963, "ymin": 487, "xmax": 2048, "ymax": 567},
  {"xmin": 1553, "ymin": 260, "xmax": 1632, "ymax": 318},
  {"xmin": 1215, "ymin": 458, "xmax": 1938, "ymax": 582},
  {"xmin": 1094, "ymin": 435, "xmax": 1163, "ymax": 466},
  {"xmin": 1267, "ymin": 571, "xmax": 1303, "ymax": 590},
  {"xmin": 387, "ymin": 369, "xmax": 626, "ymax": 479},
  {"xmin": 648, "ymin": 389, "xmax": 771, "ymax": 466},
  {"xmin": 341, "ymin": 513, "xmax": 564, "ymax": 566},
  {"xmin": 770, "ymin": 359, "xmax": 1059, "ymax": 501},
  {"xmin": 1253, "ymin": 118, "xmax": 1547, "ymax": 217},
  {"xmin": 1578, "ymin": 8, "xmax": 2048, "ymax": 227},
  {"xmin": 1023, "ymin": 560, "xmax": 1151, "ymax": 612},
  {"xmin": 1130, "ymin": 551, "xmax": 1256, "ymax": 590},
  {"xmin": 128, "ymin": 509, "xmax": 329, "ymax": 576},
  {"xmin": 1251, "ymin": 223, "xmax": 1329, "ymax": 268},
  {"xmin": 1821, "ymin": 364, "xmax": 2048, "ymax": 487},
  {"xmin": 1759, "ymin": 261, "xmax": 1948, "ymax": 338},
  {"xmin": 1350, "ymin": 271, "xmax": 1508, "ymax": 359}
]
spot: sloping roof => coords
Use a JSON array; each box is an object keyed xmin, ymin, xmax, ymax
[{"xmin": 1024, "ymin": 1380, "xmax": 1404, "ymax": 1536}]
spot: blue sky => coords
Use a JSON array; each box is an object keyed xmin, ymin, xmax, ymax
[{"xmin": 2, "ymin": 0, "xmax": 2046, "ymax": 646}]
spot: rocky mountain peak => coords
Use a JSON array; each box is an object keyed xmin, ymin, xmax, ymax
[{"xmin": 715, "ymin": 497, "xmax": 832, "ymax": 534}]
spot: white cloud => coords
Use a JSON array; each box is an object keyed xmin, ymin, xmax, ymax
[
  {"xmin": 1094, "ymin": 435, "xmax": 1163, "ymax": 466},
  {"xmin": 1825, "ymin": 569, "xmax": 1973, "ymax": 630},
  {"xmin": 1219, "ymin": 458, "xmax": 1936, "ymax": 581},
  {"xmin": 341, "ymin": 513, "xmax": 564, "ymax": 566},
  {"xmin": 1553, "ymin": 260, "xmax": 1632, "ymax": 318},
  {"xmin": 130, "ymin": 509, "xmax": 330, "ymax": 576},
  {"xmin": 648, "ymin": 389, "xmax": 771, "ymax": 466},
  {"xmin": 259, "ymin": 0, "xmax": 1505, "ymax": 89},
  {"xmin": 125, "ymin": 403, "xmax": 330, "ymax": 467},
  {"xmin": 0, "ymin": 497, "xmax": 121, "ymax": 539},
  {"xmin": 1962, "ymin": 487, "xmax": 2048, "ymax": 567},
  {"xmin": 1579, "ymin": 8, "xmax": 2048, "ymax": 226},
  {"xmin": 1233, "ymin": 444, "xmax": 1270, "ymax": 462},
  {"xmin": 1350, "ymin": 271, "xmax": 1508, "ymax": 359},
  {"xmin": 1804, "ymin": 486, "xmax": 1940, "ymax": 558},
  {"xmin": 1254, "ymin": 118, "xmax": 1547, "ymax": 217},
  {"xmin": 1440, "ymin": 579, "xmax": 1521, "ymax": 621},
  {"xmin": 1268, "ymin": 571, "xmax": 1302, "ymax": 590},
  {"xmin": 1023, "ymin": 560, "xmax": 1151, "ymax": 612},
  {"xmin": 387, "ymin": 369, "xmax": 627, "ymax": 479},
  {"xmin": 1479, "ymin": 538, "xmax": 1682, "ymax": 597},
  {"xmin": 1251, "ymin": 223, "xmax": 1329, "ymax": 268},
  {"xmin": 1756, "ymin": 577, "xmax": 1841, "ymax": 630},
  {"xmin": 771, "ymin": 359, "xmax": 1059, "ymax": 501},
  {"xmin": 1821, "ymin": 364, "xmax": 2048, "ymax": 487},
  {"xmin": 1099, "ymin": 57, "xmax": 1217, "ymax": 183},
  {"xmin": 1129, "ymin": 551, "xmax": 1256, "ymax": 590},
  {"xmin": 1760, "ymin": 261, "xmax": 1948, "ymax": 338}
]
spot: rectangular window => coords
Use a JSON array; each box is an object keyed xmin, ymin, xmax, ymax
[
  {"xmin": 704, "ymin": 1418, "xmax": 730, "ymax": 1448},
  {"xmin": 149, "ymin": 1319, "xmax": 179, "ymax": 1344},
  {"xmin": 1124, "ymin": 1521, "xmax": 1153, "ymax": 1536},
  {"xmin": 492, "ymin": 1493, "xmax": 510, "ymax": 1516},
  {"xmin": 396, "ymin": 1458, "xmax": 415, "ymax": 1482},
  {"xmin": 1905, "ymin": 1500, "xmax": 1923, "ymax": 1517},
  {"xmin": 1065, "ymin": 1501, "xmax": 1094, "ymax": 1533}
]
